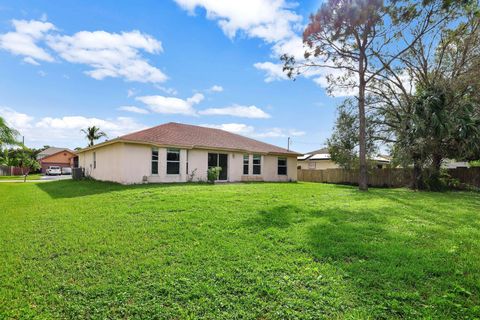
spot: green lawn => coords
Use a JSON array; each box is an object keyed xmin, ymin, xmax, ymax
[
  {"xmin": 1, "ymin": 181, "xmax": 479, "ymax": 319},
  {"xmin": 0, "ymin": 174, "xmax": 42, "ymax": 180}
]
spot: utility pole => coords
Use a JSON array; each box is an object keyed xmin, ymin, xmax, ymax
[{"xmin": 287, "ymin": 137, "xmax": 291, "ymax": 151}]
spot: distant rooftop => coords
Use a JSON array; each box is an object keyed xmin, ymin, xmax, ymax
[{"xmin": 37, "ymin": 147, "xmax": 74, "ymax": 160}]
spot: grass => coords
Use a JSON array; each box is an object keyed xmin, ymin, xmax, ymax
[
  {"xmin": 0, "ymin": 181, "xmax": 479, "ymax": 319},
  {"xmin": 0, "ymin": 174, "xmax": 42, "ymax": 180}
]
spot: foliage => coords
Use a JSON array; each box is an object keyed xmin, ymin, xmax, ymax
[
  {"xmin": 470, "ymin": 160, "xmax": 480, "ymax": 167},
  {"xmin": 370, "ymin": 6, "xmax": 480, "ymax": 189},
  {"xmin": 283, "ymin": 0, "xmax": 455, "ymax": 190},
  {"xmin": 327, "ymin": 99, "xmax": 377, "ymax": 169},
  {"xmin": 15, "ymin": 150, "xmax": 41, "ymax": 182},
  {"xmin": 207, "ymin": 166, "xmax": 222, "ymax": 183},
  {"xmin": 0, "ymin": 181, "xmax": 479, "ymax": 318},
  {"xmin": 0, "ymin": 116, "xmax": 19, "ymax": 147},
  {"xmin": 81, "ymin": 126, "xmax": 107, "ymax": 147}
]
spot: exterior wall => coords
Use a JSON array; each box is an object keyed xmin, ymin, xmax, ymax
[
  {"xmin": 297, "ymin": 159, "xmax": 340, "ymax": 170},
  {"xmin": 78, "ymin": 142, "xmax": 298, "ymax": 184},
  {"xmin": 79, "ymin": 143, "xmax": 125, "ymax": 183},
  {"xmin": 40, "ymin": 151, "xmax": 75, "ymax": 172}
]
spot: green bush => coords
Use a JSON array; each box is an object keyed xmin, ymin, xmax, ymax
[{"xmin": 207, "ymin": 167, "xmax": 222, "ymax": 183}]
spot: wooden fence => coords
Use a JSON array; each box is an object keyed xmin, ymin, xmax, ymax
[
  {"xmin": 0, "ymin": 165, "xmax": 22, "ymax": 176},
  {"xmin": 297, "ymin": 168, "xmax": 412, "ymax": 187},
  {"xmin": 297, "ymin": 167, "xmax": 480, "ymax": 188},
  {"xmin": 447, "ymin": 167, "xmax": 480, "ymax": 188}
]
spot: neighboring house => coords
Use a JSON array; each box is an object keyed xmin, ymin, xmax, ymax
[
  {"xmin": 37, "ymin": 147, "xmax": 75, "ymax": 173},
  {"xmin": 297, "ymin": 148, "xmax": 391, "ymax": 169},
  {"xmin": 442, "ymin": 159, "xmax": 470, "ymax": 169},
  {"xmin": 76, "ymin": 122, "xmax": 299, "ymax": 184}
]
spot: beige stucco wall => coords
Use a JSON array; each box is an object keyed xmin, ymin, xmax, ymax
[
  {"xmin": 298, "ymin": 159, "xmax": 340, "ymax": 170},
  {"xmin": 79, "ymin": 142, "xmax": 297, "ymax": 184},
  {"xmin": 79, "ymin": 143, "xmax": 125, "ymax": 183}
]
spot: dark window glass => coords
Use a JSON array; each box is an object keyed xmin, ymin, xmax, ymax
[
  {"xmin": 278, "ymin": 157, "xmax": 287, "ymax": 175},
  {"xmin": 243, "ymin": 154, "xmax": 249, "ymax": 175},
  {"xmin": 167, "ymin": 151, "xmax": 180, "ymax": 161},
  {"xmin": 93, "ymin": 152, "xmax": 96, "ymax": 169},
  {"xmin": 167, "ymin": 162, "xmax": 180, "ymax": 174},
  {"xmin": 253, "ymin": 154, "xmax": 261, "ymax": 175},
  {"xmin": 167, "ymin": 149, "xmax": 180, "ymax": 174},
  {"xmin": 151, "ymin": 148, "xmax": 158, "ymax": 174}
]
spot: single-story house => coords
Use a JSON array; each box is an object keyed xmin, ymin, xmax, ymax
[
  {"xmin": 297, "ymin": 148, "xmax": 391, "ymax": 169},
  {"xmin": 76, "ymin": 122, "xmax": 300, "ymax": 184},
  {"xmin": 37, "ymin": 147, "xmax": 75, "ymax": 173}
]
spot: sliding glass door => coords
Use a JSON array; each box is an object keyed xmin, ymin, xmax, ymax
[{"xmin": 208, "ymin": 153, "xmax": 228, "ymax": 181}]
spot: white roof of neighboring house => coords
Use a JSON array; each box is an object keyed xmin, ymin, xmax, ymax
[
  {"xmin": 298, "ymin": 148, "xmax": 391, "ymax": 163},
  {"xmin": 309, "ymin": 153, "xmax": 331, "ymax": 160}
]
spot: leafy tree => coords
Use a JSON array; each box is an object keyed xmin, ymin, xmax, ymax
[
  {"xmin": 10, "ymin": 149, "xmax": 41, "ymax": 182},
  {"xmin": 370, "ymin": 6, "xmax": 480, "ymax": 189},
  {"xmin": 0, "ymin": 116, "xmax": 19, "ymax": 147},
  {"xmin": 81, "ymin": 126, "xmax": 107, "ymax": 147},
  {"xmin": 327, "ymin": 99, "xmax": 378, "ymax": 169},
  {"xmin": 283, "ymin": 0, "xmax": 458, "ymax": 190}
]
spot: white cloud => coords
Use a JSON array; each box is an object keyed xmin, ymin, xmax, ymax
[
  {"xmin": 118, "ymin": 105, "xmax": 149, "ymax": 114},
  {"xmin": 0, "ymin": 106, "xmax": 146, "ymax": 148},
  {"xmin": 0, "ymin": 19, "xmax": 55, "ymax": 64},
  {"xmin": 0, "ymin": 19, "xmax": 168, "ymax": 84},
  {"xmin": 136, "ymin": 92, "xmax": 204, "ymax": 115},
  {"xmin": 127, "ymin": 88, "xmax": 137, "ymax": 97},
  {"xmin": 47, "ymin": 30, "xmax": 167, "ymax": 83},
  {"xmin": 254, "ymin": 61, "xmax": 288, "ymax": 82},
  {"xmin": 23, "ymin": 56, "xmax": 40, "ymax": 65},
  {"xmin": 201, "ymin": 123, "xmax": 255, "ymax": 135},
  {"xmin": 155, "ymin": 85, "xmax": 178, "ymax": 95},
  {"xmin": 37, "ymin": 70, "xmax": 47, "ymax": 77},
  {"xmin": 0, "ymin": 106, "xmax": 34, "ymax": 130},
  {"xmin": 174, "ymin": 0, "xmax": 301, "ymax": 43},
  {"xmin": 254, "ymin": 127, "xmax": 305, "ymax": 138},
  {"xmin": 201, "ymin": 122, "xmax": 305, "ymax": 139},
  {"xmin": 209, "ymin": 85, "xmax": 223, "ymax": 92},
  {"xmin": 199, "ymin": 104, "xmax": 270, "ymax": 118}
]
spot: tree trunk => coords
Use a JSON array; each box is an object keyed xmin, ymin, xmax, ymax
[
  {"xmin": 412, "ymin": 156, "xmax": 423, "ymax": 190},
  {"xmin": 358, "ymin": 56, "xmax": 368, "ymax": 191}
]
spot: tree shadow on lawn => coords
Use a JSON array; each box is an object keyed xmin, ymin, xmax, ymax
[
  {"xmin": 35, "ymin": 179, "xmax": 204, "ymax": 199},
  {"xmin": 242, "ymin": 202, "xmax": 479, "ymax": 318}
]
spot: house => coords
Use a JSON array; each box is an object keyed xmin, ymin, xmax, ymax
[
  {"xmin": 75, "ymin": 122, "xmax": 299, "ymax": 184},
  {"xmin": 37, "ymin": 147, "xmax": 76, "ymax": 173},
  {"xmin": 297, "ymin": 148, "xmax": 391, "ymax": 169}
]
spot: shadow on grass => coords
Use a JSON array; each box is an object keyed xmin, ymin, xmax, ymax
[
  {"xmin": 35, "ymin": 179, "xmax": 205, "ymax": 199},
  {"xmin": 241, "ymin": 205, "xmax": 299, "ymax": 230},
  {"xmin": 242, "ymin": 202, "xmax": 479, "ymax": 318}
]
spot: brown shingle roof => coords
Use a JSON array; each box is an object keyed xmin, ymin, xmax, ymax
[
  {"xmin": 83, "ymin": 122, "xmax": 299, "ymax": 155},
  {"xmin": 37, "ymin": 147, "xmax": 74, "ymax": 159}
]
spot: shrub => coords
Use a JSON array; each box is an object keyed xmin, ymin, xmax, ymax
[{"xmin": 207, "ymin": 167, "xmax": 222, "ymax": 183}]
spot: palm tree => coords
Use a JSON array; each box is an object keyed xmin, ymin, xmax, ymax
[
  {"xmin": 81, "ymin": 126, "xmax": 107, "ymax": 147},
  {"xmin": 0, "ymin": 116, "xmax": 19, "ymax": 147}
]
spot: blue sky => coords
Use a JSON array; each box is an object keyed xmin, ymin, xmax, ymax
[{"xmin": 0, "ymin": 0, "xmax": 345, "ymax": 152}]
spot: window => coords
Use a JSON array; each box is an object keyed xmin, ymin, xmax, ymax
[
  {"xmin": 253, "ymin": 154, "xmax": 261, "ymax": 175},
  {"xmin": 93, "ymin": 152, "xmax": 96, "ymax": 169},
  {"xmin": 167, "ymin": 149, "xmax": 180, "ymax": 174},
  {"xmin": 151, "ymin": 148, "xmax": 159, "ymax": 175},
  {"xmin": 243, "ymin": 154, "xmax": 249, "ymax": 175},
  {"xmin": 278, "ymin": 157, "xmax": 287, "ymax": 175}
]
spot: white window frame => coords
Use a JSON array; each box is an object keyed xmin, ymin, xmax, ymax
[
  {"xmin": 253, "ymin": 154, "xmax": 261, "ymax": 175},
  {"xmin": 166, "ymin": 148, "xmax": 180, "ymax": 175},
  {"xmin": 151, "ymin": 147, "xmax": 159, "ymax": 175}
]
